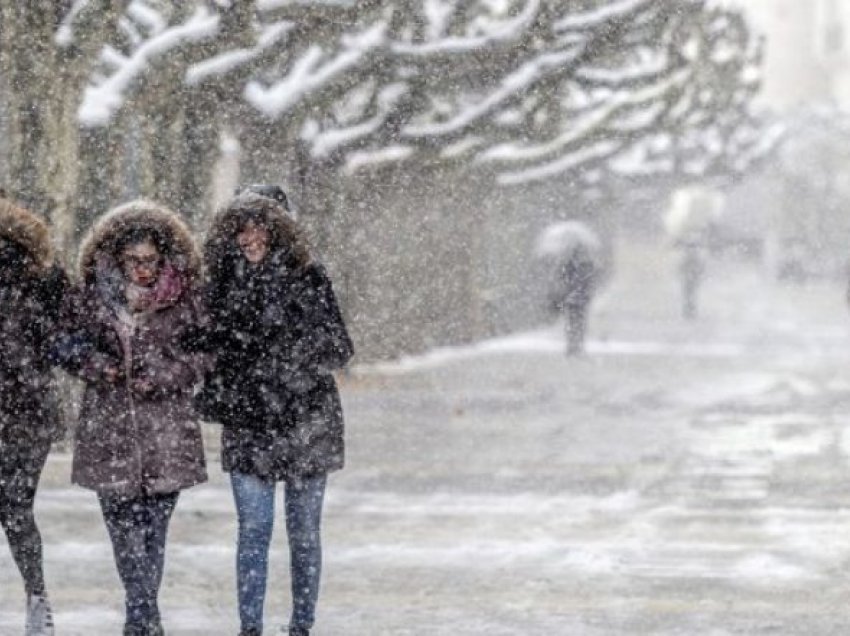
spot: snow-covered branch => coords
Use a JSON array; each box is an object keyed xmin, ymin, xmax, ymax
[
  {"xmin": 186, "ymin": 21, "xmax": 292, "ymax": 86},
  {"xmin": 554, "ymin": 0, "xmax": 656, "ymax": 33},
  {"xmin": 478, "ymin": 69, "xmax": 690, "ymax": 165},
  {"xmin": 244, "ymin": 20, "xmax": 388, "ymax": 119},
  {"xmin": 78, "ymin": 6, "xmax": 221, "ymax": 126},
  {"xmin": 391, "ymin": 0, "xmax": 540, "ymax": 57},
  {"xmin": 66, "ymin": 0, "xmax": 765, "ymax": 197}
]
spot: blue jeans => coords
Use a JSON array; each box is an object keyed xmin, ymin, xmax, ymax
[
  {"xmin": 230, "ymin": 472, "xmax": 327, "ymax": 633},
  {"xmin": 98, "ymin": 491, "xmax": 178, "ymax": 631}
]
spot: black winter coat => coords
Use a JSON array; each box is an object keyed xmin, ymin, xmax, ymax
[
  {"xmin": 0, "ymin": 264, "xmax": 69, "ymax": 447},
  {"xmin": 199, "ymin": 250, "xmax": 353, "ymax": 480},
  {"xmin": 552, "ymin": 257, "xmax": 599, "ymax": 311}
]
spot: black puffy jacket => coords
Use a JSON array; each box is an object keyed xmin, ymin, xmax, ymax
[{"xmin": 199, "ymin": 250, "xmax": 353, "ymax": 480}]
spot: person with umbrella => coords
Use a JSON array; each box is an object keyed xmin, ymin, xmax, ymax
[{"xmin": 537, "ymin": 220, "xmax": 602, "ymax": 356}]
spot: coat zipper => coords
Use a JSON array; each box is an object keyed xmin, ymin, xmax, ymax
[{"xmin": 115, "ymin": 311, "xmax": 143, "ymax": 490}]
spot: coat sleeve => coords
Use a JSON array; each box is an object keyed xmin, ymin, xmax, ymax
[
  {"xmin": 139, "ymin": 294, "xmax": 211, "ymax": 394},
  {"xmin": 34, "ymin": 265, "xmax": 71, "ymax": 362},
  {"xmin": 49, "ymin": 285, "xmax": 124, "ymax": 384},
  {"xmin": 298, "ymin": 263, "xmax": 354, "ymax": 372},
  {"xmin": 48, "ymin": 285, "xmax": 95, "ymax": 374}
]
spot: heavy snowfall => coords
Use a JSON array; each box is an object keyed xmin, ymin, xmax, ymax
[{"xmin": 1, "ymin": 1, "xmax": 850, "ymax": 635}]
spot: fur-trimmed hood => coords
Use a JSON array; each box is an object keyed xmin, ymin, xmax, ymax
[
  {"xmin": 204, "ymin": 192, "xmax": 311, "ymax": 279},
  {"xmin": 0, "ymin": 197, "xmax": 53, "ymax": 271},
  {"xmin": 79, "ymin": 200, "xmax": 200, "ymax": 283}
]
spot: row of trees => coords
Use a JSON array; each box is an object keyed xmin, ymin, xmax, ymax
[{"xmin": 0, "ymin": 0, "xmax": 769, "ymax": 252}]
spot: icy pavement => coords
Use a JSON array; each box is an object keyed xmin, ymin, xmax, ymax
[{"xmin": 5, "ymin": 247, "xmax": 850, "ymax": 634}]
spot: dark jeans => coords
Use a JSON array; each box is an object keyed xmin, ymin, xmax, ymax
[
  {"xmin": 0, "ymin": 432, "xmax": 50, "ymax": 595},
  {"xmin": 230, "ymin": 472, "xmax": 327, "ymax": 633},
  {"xmin": 98, "ymin": 491, "xmax": 179, "ymax": 631}
]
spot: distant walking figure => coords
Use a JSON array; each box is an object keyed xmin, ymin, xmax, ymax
[
  {"xmin": 678, "ymin": 241, "xmax": 705, "ymax": 320},
  {"xmin": 538, "ymin": 221, "xmax": 602, "ymax": 356},
  {"xmin": 556, "ymin": 244, "xmax": 599, "ymax": 356},
  {"xmin": 0, "ymin": 196, "xmax": 68, "ymax": 636},
  {"xmin": 55, "ymin": 201, "xmax": 207, "ymax": 636},
  {"xmin": 190, "ymin": 188, "xmax": 353, "ymax": 636}
]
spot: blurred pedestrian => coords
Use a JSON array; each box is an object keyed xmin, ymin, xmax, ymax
[
  {"xmin": 55, "ymin": 201, "xmax": 207, "ymax": 636},
  {"xmin": 0, "ymin": 196, "xmax": 68, "ymax": 636},
  {"xmin": 191, "ymin": 189, "xmax": 353, "ymax": 636},
  {"xmin": 678, "ymin": 240, "xmax": 706, "ymax": 320},
  {"xmin": 553, "ymin": 243, "xmax": 599, "ymax": 356}
]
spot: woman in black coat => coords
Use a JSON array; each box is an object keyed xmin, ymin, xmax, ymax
[
  {"xmin": 195, "ymin": 190, "xmax": 353, "ymax": 636},
  {"xmin": 0, "ymin": 196, "xmax": 68, "ymax": 636}
]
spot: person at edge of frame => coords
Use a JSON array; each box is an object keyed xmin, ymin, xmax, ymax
[{"xmin": 0, "ymin": 192, "xmax": 69, "ymax": 636}]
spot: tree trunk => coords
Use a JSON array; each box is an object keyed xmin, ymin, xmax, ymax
[
  {"xmin": 0, "ymin": 1, "xmax": 129, "ymax": 250},
  {"xmin": 74, "ymin": 125, "xmax": 124, "ymax": 241},
  {"xmin": 1, "ymin": 3, "xmax": 61, "ymax": 213},
  {"xmin": 179, "ymin": 92, "xmax": 220, "ymax": 225}
]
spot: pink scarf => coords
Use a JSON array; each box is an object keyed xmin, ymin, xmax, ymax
[{"xmin": 125, "ymin": 260, "xmax": 186, "ymax": 313}]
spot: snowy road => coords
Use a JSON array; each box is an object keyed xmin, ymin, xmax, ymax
[{"xmin": 4, "ymin": 248, "xmax": 850, "ymax": 635}]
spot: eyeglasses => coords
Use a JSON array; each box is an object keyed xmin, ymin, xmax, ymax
[
  {"xmin": 123, "ymin": 255, "xmax": 161, "ymax": 270},
  {"xmin": 237, "ymin": 236, "xmax": 268, "ymax": 249}
]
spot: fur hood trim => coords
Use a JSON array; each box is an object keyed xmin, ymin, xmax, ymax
[
  {"xmin": 204, "ymin": 192, "xmax": 311, "ymax": 274},
  {"xmin": 0, "ymin": 197, "xmax": 53, "ymax": 270},
  {"xmin": 78, "ymin": 200, "xmax": 200, "ymax": 282}
]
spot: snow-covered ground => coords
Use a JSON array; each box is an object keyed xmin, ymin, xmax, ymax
[{"xmin": 4, "ymin": 241, "xmax": 850, "ymax": 634}]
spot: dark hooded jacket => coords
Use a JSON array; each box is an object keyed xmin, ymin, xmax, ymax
[
  {"xmin": 0, "ymin": 198, "xmax": 69, "ymax": 449},
  {"xmin": 553, "ymin": 247, "xmax": 598, "ymax": 310},
  {"xmin": 58, "ymin": 201, "xmax": 207, "ymax": 497},
  {"xmin": 198, "ymin": 194, "xmax": 353, "ymax": 480}
]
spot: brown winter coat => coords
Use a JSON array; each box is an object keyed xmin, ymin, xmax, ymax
[
  {"xmin": 0, "ymin": 197, "xmax": 68, "ymax": 448},
  {"xmin": 64, "ymin": 201, "xmax": 207, "ymax": 497}
]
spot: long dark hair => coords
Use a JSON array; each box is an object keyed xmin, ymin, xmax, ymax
[
  {"xmin": 204, "ymin": 193, "xmax": 311, "ymax": 283},
  {"xmin": 114, "ymin": 227, "xmax": 170, "ymax": 260}
]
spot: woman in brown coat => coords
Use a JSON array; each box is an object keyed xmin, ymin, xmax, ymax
[
  {"xmin": 0, "ymin": 196, "xmax": 68, "ymax": 636},
  {"xmin": 57, "ymin": 201, "xmax": 207, "ymax": 636}
]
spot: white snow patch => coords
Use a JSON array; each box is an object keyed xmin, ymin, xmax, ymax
[
  {"xmin": 55, "ymin": 0, "xmax": 93, "ymax": 47},
  {"xmin": 687, "ymin": 412, "xmax": 831, "ymax": 463},
  {"xmin": 356, "ymin": 326, "xmax": 749, "ymax": 375},
  {"xmin": 78, "ymin": 7, "xmax": 221, "ymax": 127},
  {"xmin": 258, "ymin": 0, "xmax": 356, "ymax": 8},
  {"xmin": 556, "ymin": 0, "xmax": 651, "ymax": 31},
  {"xmin": 343, "ymin": 145, "xmax": 414, "ymax": 174},
  {"xmin": 245, "ymin": 21, "xmax": 386, "ymax": 118},
  {"xmin": 441, "ymin": 136, "xmax": 485, "ymax": 159},
  {"xmin": 496, "ymin": 140, "xmax": 621, "ymax": 185},
  {"xmin": 403, "ymin": 49, "xmax": 580, "ymax": 138},
  {"xmin": 305, "ymin": 84, "xmax": 408, "ymax": 158},
  {"xmin": 671, "ymin": 372, "xmax": 780, "ymax": 408},
  {"xmin": 187, "ymin": 21, "xmax": 292, "ymax": 85},
  {"xmin": 392, "ymin": 0, "xmax": 539, "ymax": 56},
  {"xmin": 576, "ymin": 52, "xmax": 668, "ymax": 85},
  {"xmin": 480, "ymin": 69, "xmax": 689, "ymax": 176},
  {"xmin": 424, "ymin": 0, "xmax": 455, "ymax": 39},
  {"xmin": 100, "ymin": 45, "xmax": 129, "ymax": 69},
  {"xmin": 732, "ymin": 553, "xmax": 814, "ymax": 581},
  {"xmin": 127, "ymin": 1, "xmax": 167, "ymax": 35},
  {"xmin": 220, "ymin": 131, "xmax": 240, "ymax": 154}
]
